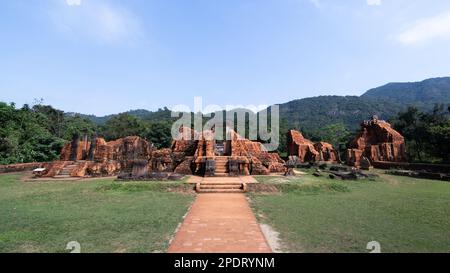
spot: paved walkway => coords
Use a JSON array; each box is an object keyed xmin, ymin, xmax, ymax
[
  {"xmin": 186, "ymin": 175, "xmax": 258, "ymax": 184},
  {"xmin": 168, "ymin": 192, "xmax": 272, "ymax": 253}
]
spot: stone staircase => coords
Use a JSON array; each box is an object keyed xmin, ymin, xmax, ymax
[
  {"xmin": 54, "ymin": 161, "xmax": 82, "ymax": 179},
  {"xmin": 214, "ymin": 156, "xmax": 229, "ymax": 176},
  {"xmin": 196, "ymin": 182, "xmax": 248, "ymax": 194}
]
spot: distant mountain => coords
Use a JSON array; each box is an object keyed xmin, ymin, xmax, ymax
[
  {"xmin": 278, "ymin": 77, "xmax": 450, "ymax": 133},
  {"xmin": 71, "ymin": 77, "xmax": 450, "ymax": 134},
  {"xmin": 362, "ymin": 77, "xmax": 450, "ymax": 110},
  {"xmin": 278, "ymin": 96, "xmax": 402, "ymax": 133},
  {"xmin": 70, "ymin": 108, "xmax": 173, "ymax": 125}
]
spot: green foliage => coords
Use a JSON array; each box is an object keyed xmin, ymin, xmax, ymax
[
  {"xmin": 277, "ymin": 118, "xmax": 289, "ymax": 154},
  {"xmin": 0, "ymin": 102, "xmax": 97, "ymax": 164},
  {"xmin": 78, "ymin": 107, "xmax": 173, "ymax": 125},
  {"xmin": 362, "ymin": 77, "xmax": 450, "ymax": 110},
  {"xmin": 0, "ymin": 103, "xmax": 64, "ymax": 164},
  {"xmin": 0, "ymin": 102, "xmax": 174, "ymax": 164},
  {"xmin": 279, "ymin": 96, "xmax": 403, "ymax": 136},
  {"xmin": 31, "ymin": 104, "xmax": 65, "ymax": 138},
  {"xmin": 2, "ymin": 77, "xmax": 450, "ymax": 165},
  {"xmin": 307, "ymin": 122, "xmax": 353, "ymax": 150},
  {"xmin": 428, "ymin": 123, "xmax": 450, "ymax": 162},
  {"xmin": 63, "ymin": 115, "xmax": 96, "ymax": 139},
  {"xmin": 98, "ymin": 113, "xmax": 175, "ymax": 149},
  {"xmin": 143, "ymin": 121, "xmax": 173, "ymax": 149},
  {"xmin": 392, "ymin": 105, "xmax": 450, "ymax": 163},
  {"xmin": 100, "ymin": 113, "xmax": 146, "ymax": 141}
]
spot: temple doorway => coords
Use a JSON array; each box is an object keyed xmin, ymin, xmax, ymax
[{"xmin": 215, "ymin": 141, "xmax": 226, "ymax": 156}]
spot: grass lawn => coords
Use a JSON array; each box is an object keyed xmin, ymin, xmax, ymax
[
  {"xmin": 0, "ymin": 174, "xmax": 195, "ymax": 253},
  {"xmin": 251, "ymin": 171, "xmax": 450, "ymax": 253}
]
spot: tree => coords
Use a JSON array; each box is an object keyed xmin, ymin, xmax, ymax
[
  {"xmin": 424, "ymin": 105, "xmax": 450, "ymax": 163},
  {"xmin": 319, "ymin": 123, "xmax": 352, "ymax": 148},
  {"xmin": 276, "ymin": 118, "xmax": 289, "ymax": 155},
  {"xmin": 32, "ymin": 104, "xmax": 65, "ymax": 138},
  {"xmin": 63, "ymin": 115, "xmax": 96, "ymax": 140},
  {"xmin": 144, "ymin": 121, "xmax": 173, "ymax": 149},
  {"xmin": 393, "ymin": 104, "xmax": 450, "ymax": 163},
  {"xmin": 428, "ymin": 123, "xmax": 450, "ymax": 163},
  {"xmin": 0, "ymin": 102, "xmax": 65, "ymax": 164},
  {"xmin": 392, "ymin": 107, "xmax": 427, "ymax": 161},
  {"xmin": 101, "ymin": 113, "xmax": 146, "ymax": 141}
]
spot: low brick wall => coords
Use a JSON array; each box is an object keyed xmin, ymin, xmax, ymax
[{"xmin": 0, "ymin": 162, "xmax": 46, "ymax": 174}]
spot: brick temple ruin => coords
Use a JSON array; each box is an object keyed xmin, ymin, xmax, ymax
[
  {"xmin": 15, "ymin": 116, "xmax": 409, "ymax": 179},
  {"xmin": 346, "ymin": 116, "xmax": 407, "ymax": 168},
  {"xmin": 286, "ymin": 130, "xmax": 339, "ymax": 163},
  {"xmin": 40, "ymin": 127, "xmax": 286, "ymax": 179},
  {"xmin": 286, "ymin": 116, "xmax": 407, "ymax": 169}
]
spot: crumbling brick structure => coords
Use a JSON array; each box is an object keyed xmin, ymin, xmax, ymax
[
  {"xmin": 287, "ymin": 130, "xmax": 320, "ymax": 162},
  {"xmin": 44, "ymin": 136, "xmax": 154, "ymax": 178},
  {"xmin": 287, "ymin": 130, "xmax": 339, "ymax": 164},
  {"xmin": 347, "ymin": 116, "xmax": 407, "ymax": 167},
  {"xmin": 226, "ymin": 129, "xmax": 285, "ymax": 175},
  {"xmin": 175, "ymin": 127, "xmax": 286, "ymax": 176},
  {"xmin": 44, "ymin": 126, "xmax": 285, "ymax": 178},
  {"xmin": 315, "ymin": 142, "xmax": 339, "ymax": 162}
]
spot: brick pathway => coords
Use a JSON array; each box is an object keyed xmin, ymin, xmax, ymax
[
  {"xmin": 168, "ymin": 193, "xmax": 272, "ymax": 253},
  {"xmin": 186, "ymin": 176, "xmax": 258, "ymax": 184}
]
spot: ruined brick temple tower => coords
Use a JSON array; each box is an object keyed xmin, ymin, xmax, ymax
[
  {"xmin": 286, "ymin": 130, "xmax": 339, "ymax": 163},
  {"xmin": 286, "ymin": 116, "xmax": 407, "ymax": 169},
  {"xmin": 346, "ymin": 116, "xmax": 407, "ymax": 167},
  {"xmin": 171, "ymin": 127, "xmax": 286, "ymax": 176},
  {"xmin": 41, "ymin": 127, "xmax": 285, "ymax": 178}
]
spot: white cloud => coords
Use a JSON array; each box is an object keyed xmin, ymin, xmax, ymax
[
  {"xmin": 398, "ymin": 11, "xmax": 450, "ymax": 45},
  {"xmin": 53, "ymin": 0, "xmax": 143, "ymax": 45},
  {"xmin": 367, "ymin": 0, "xmax": 381, "ymax": 6},
  {"xmin": 66, "ymin": 0, "xmax": 81, "ymax": 6}
]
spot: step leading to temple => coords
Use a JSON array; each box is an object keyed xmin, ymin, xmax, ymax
[{"xmin": 196, "ymin": 182, "xmax": 248, "ymax": 194}]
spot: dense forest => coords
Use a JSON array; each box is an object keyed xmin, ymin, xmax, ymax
[
  {"xmin": 1, "ymin": 78, "xmax": 450, "ymax": 165},
  {"xmin": 392, "ymin": 105, "xmax": 450, "ymax": 163},
  {"xmin": 1, "ymin": 100, "xmax": 449, "ymax": 165},
  {"xmin": 77, "ymin": 77, "xmax": 450, "ymax": 140},
  {"xmin": 0, "ymin": 102, "xmax": 94, "ymax": 164},
  {"xmin": 362, "ymin": 77, "xmax": 450, "ymax": 110},
  {"xmin": 0, "ymin": 102, "xmax": 178, "ymax": 165}
]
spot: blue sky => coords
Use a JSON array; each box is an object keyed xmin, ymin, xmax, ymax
[{"xmin": 1, "ymin": 0, "xmax": 450, "ymax": 116}]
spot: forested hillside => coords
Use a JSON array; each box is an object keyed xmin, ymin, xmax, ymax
[
  {"xmin": 1, "ymin": 77, "xmax": 450, "ymax": 164},
  {"xmin": 362, "ymin": 77, "xmax": 450, "ymax": 110},
  {"xmin": 81, "ymin": 78, "xmax": 450, "ymax": 137},
  {"xmin": 278, "ymin": 96, "xmax": 402, "ymax": 132}
]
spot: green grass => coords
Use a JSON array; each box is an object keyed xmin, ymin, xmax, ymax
[
  {"xmin": 0, "ymin": 174, "xmax": 195, "ymax": 253},
  {"xmin": 251, "ymin": 171, "xmax": 450, "ymax": 253}
]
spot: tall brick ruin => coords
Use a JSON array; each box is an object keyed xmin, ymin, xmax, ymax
[
  {"xmin": 171, "ymin": 127, "xmax": 286, "ymax": 176},
  {"xmin": 346, "ymin": 116, "xmax": 407, "ymax": 167},
  {"xmin": 287, "ymin": 130, "xmax": 338, "ymax": 163},
  {"xmin": 43, "ymin": 136, "xmax": 155, "ymax": 178}
]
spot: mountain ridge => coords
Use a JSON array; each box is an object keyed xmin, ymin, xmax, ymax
[
  {"xmin": 362, "ymin": 77, "xmax": 450, "ymax": 109},
  {"xmin": 73, "ymin": 77, "xmax": 450, "ymax": 132}
]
